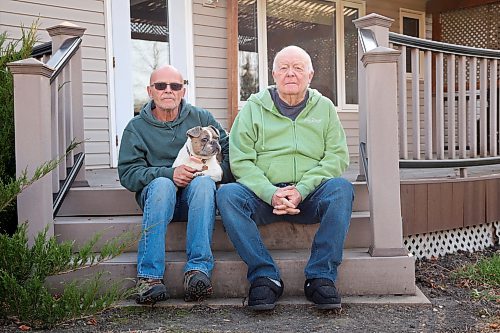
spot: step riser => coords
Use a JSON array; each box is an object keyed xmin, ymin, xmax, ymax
[
  {"xmin": 55, "ymin": 217, "xmax": 372, "ymax": 252},
  {"xmin": 57, "ymin": 183, "xmax": 369, "ymax": 216},
  {"xmin": 47, "ymin": 251, "xmax": 415, "ymax": 298}
]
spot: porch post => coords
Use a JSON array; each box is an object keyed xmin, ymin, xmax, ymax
[
  {"xmin": 7, "ymin": 59, "xmax": 54, "ymax": 243},
  {"xmin": 46, "ymin": 22, "xmax": 87, "ymax": 185},
  {"xmin": 355, "ymin": 14, "xmax": 407, "ymax": 257},
  {"xmin": 354, "ymin": 14, "xmax": 394, "ymax": 180}
]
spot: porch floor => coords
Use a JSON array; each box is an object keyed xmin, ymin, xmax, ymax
[{"xmin": 84, "ymin": 162, "xmax": 500, "ymax": 188}]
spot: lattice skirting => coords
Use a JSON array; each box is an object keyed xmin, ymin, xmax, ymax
[{"xmin": 404, "ymin": 221, "xmax": 500, "ymax": 259}]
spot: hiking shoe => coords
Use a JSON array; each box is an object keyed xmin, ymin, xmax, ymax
[
  {"xmin": 247, "ymin": 277, "xmax": 284, "ymax": 311},
  {"xmin": 184, "ymin": 270, "xmax": 213, "ymax": 301},
  {"xmin": 135, "ymin": 278, "xmax": 169, "ymax": 304},
  {"xmin": 304, "ymin": 278, "xmax": 341, "ymax": 310}
]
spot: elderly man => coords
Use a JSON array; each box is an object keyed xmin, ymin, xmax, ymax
[
  {"xmin": 118, "ymin": 65, "xmax": 231, "ymax": 304},
  {"xmin": 217, "ymin": 46, "xmax": 353, "ymax": 310}
]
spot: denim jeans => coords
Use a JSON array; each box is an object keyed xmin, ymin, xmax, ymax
[
  {"xmin": 137, "ymin": 176, "xmax": 216, "ymax": 280},
  {"xmin": 216, "ymin": 178, "xmax": 354, "ymax": 284}
]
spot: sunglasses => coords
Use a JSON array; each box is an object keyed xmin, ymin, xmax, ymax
[{"xmin": 150, "ymin": 82, "xmax": 184, "ymax": 91}]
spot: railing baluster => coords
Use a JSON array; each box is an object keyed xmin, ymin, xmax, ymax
[
  {"xmin": 479, "ymin": 58, "xmax": 488, "ymax": 156},
  {"xmin": 398, "ymin": 45, "xmax": 408, "ymax": 159},
  {"xmin": 424, "ymin": 50, "xmax": 433, "ymax": 159},
  {"xmin": 458, "ymin": 56, "xmax": 467, "ymax": 158},
  {"xmin": 447, "ymin": 54, "xmax": 456, "ymax": 159},
  {"xmin": 468, "ymin": 57, "xmax": 478, "ymax": 158},
  {"xmin": 436, "ymin": 52, "xmax": 445, "ymax": 159},
  {"xmin": 489, "ymin": 59, "xmax": 498, "ymax": 156},
  {"xmin": 411, "ymin": 48, "xmax": 420, "ymax": 159}
]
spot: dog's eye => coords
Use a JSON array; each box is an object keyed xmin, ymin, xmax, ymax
[{"xmin": 201, "ymin": 138, "xmax": 209, "ymax": 143}]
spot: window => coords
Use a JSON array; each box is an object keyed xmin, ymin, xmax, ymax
[
  {"xmin": 400, "ymin": 9, "xmax": 425, "ymax": 73},
  {"xmin": 130, "ymin": 0, "xmax": 170, "ymax": 113},
  {"xmin": 237, "ymin": 0, "xmax": 365, "ymax": 109}
]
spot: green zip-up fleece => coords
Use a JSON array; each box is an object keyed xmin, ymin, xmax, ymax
[
  {"xmin": 118, "ymin": 99, "xmax": 232, "ymax": 205},
  {"xmin": 230, "ymin": 87, "xmax": 349, "ymax": 205}
]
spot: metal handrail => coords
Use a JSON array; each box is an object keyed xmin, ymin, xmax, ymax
[
  {"xmin": 359, "ymin": 142, "xmax": 369, "ymax": 188},
  {"xmin": 399, "ymin": 156, "xmax": 500, "ymax": 169},
  {"xmin": 31, "ymin": 41, "xmax": 52, "ymax": 58},
  {"xmin": 389, "ymin": 32, "xmax": 500, "ymax": 59},
  {"xmin": 46, "ymin": 37, "xmax": 82, "ymax": 83}
]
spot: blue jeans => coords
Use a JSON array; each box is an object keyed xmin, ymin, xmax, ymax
[
  {"xmin": 137, "ymin": 176, "xmax": 216, "ymax": 279},
  {"xmin": 216, "ymin": 178, "xmax": 354, "ymax": 283}
]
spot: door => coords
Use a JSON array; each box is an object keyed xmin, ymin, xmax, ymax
[{"xmin": 110, "ymin": 0, "xmax": 195, "ymax": 166}]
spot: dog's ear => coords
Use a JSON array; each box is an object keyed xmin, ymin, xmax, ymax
[
  {"xmin": 208, "ymin": 125, "xmax": 220, "ymax": 138},
  {"xmin": 186, "ymin": 126, "xmax": 203, "ymax": 138}
]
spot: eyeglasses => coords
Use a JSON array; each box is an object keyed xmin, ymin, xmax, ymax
[{"xmin": 150, "ymin": 82, "xmax": 184, "ymax": 91}]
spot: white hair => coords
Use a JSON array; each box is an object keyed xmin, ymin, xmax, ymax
[{"xmin": 272, "ymin": 45, "xmax": 314, "ymax": 73}]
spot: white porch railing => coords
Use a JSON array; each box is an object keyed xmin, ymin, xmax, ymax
[
  {"xmin": 389, "ymin": 33, "xmax": 500, "ymax": 167},
  {"xmin": 7, "ymin": 22, "xmax": 87, "ymax": 242}
]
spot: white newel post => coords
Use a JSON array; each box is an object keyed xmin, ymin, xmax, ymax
[
  {"xmin": 355, "ymin": 14, "xmax": 407, "ymax": 257},
  {"xmin": 7, "ymin": 59, "xmax": 55, "ymax": 244},
  {"xmin": 46, "ymin": 22, "xmax": 87, "ymax": 185}
]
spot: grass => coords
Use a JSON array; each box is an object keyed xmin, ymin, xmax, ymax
[{"xmin": 453, "ymin": 252, "xmax": 499, "ymax": 301}]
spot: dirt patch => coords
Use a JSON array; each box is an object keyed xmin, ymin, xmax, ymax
[{"xmin": 2, "ymin": 246, "xmax": 498, "ymax": 333}]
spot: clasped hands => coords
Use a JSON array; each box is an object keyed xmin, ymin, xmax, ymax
[{"xmin": 271, "ymin": 185, "xmax": 302, "ymax": 215}]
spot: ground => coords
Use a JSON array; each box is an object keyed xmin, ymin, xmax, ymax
[{"xmin": 1, "ymin": 247, "xmax": 498, "ymax": 333}]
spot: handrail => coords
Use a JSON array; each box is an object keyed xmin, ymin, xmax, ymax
[
  {"xmin": 53, "ymin": 152, "xmax": 85, "ymax": 217},
  {"xmin": 389, "ymin": 32, "xmax": 500, "ymax": 59},
  {"xmin": 359, "ymin": 142, "xmax": 369, "ymax": 188},
  {"xmin": 46, "ymin": 37, "xmax": 82, "ymax": 83},
  {"xmin": 399, "ymin": 156, "xmax": 500, "ymax": 169},
  {"xmin": 31, "ymin": 41, "xmax": 52, "ymax": 58}
]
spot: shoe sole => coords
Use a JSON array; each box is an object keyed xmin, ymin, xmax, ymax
[
  {"xmin": 247, "ymin": 303, "xmax": 276, "ymax": 311},
  {"xmin": 136, "ymin": 291, "xmax": 169, "ymax": 305},
  {"xmin": 185, "ymin": 279, "xmax": 213, "ymax": 302}
]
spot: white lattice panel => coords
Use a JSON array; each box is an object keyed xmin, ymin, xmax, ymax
[{"xmin": 404, "ymin": 222, "xmax": 499, "ymax": 259}]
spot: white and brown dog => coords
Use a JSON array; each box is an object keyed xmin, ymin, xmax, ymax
[{"xmin": 172, "ymin": 125, "xmax": 223, "ymax": 182}]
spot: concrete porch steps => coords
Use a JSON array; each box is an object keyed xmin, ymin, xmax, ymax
[
  {"xmin": 54, "ymin": 212, "xmax": 371, "ymax": 252},
  {"xmin": 52, "ymin": 248, "xmax": 416, "ymax": 298}
]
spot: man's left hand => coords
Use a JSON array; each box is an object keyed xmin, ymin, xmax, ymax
[{"xmin": 272, "ymin": 186, "xmax": 302, "ymax": 215}]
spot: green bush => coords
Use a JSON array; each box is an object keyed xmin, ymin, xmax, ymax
[
  {"xmin": 0, "ymin": 24, "xmax": 137, "ymax": 329},
  {"xmin": 0, "ymin": 23, "xmax": 37, "ymax": 235}
]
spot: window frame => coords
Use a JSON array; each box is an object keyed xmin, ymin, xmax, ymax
[
  {"xmin": 399, "ymin": 8, "xmax": 426, "ymax": 76},
  {"xmin": 237, "ymin": 0, "xmax": 366, "ymax": 112}
]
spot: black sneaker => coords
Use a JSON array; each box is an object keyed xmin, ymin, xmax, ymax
[
  {"xmin": 304, "ymin": 278, "xmax": 341, "ymax": 310},
  {"xmin": 184, "ymin": 270, "xmax": 213, "ymax": 301},
  {"xmin": 135, "ymin": 278, "xmax": 169, "ymax": 304},
  {"xmin": 247, "ymin": 277, "xmax": 284, "ymax": 311}
]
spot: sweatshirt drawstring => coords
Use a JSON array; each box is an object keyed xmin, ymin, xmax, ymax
[{"xmin": 260, "ymin": 105, "xmax": 265, "ymax": 150}]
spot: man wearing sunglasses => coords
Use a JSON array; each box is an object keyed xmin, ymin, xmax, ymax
[{"xmin": 118, "ymin": 64, "xmax": 232, "ymax": 304}]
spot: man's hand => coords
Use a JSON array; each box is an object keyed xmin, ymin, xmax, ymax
[
  {"xmin": 271, "ymin": 186, "xmax": 302, "ymax": 215},
  {"xmin": 173, "ymin": 164, "xmax": 197, "ymax": 187}
]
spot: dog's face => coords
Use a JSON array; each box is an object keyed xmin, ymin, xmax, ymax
[{"xmin": 186, "ymin": 125, "xmax": 221, "ymax": 158}]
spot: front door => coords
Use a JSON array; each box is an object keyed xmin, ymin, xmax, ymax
[{"xmin": 110, "ymin": 0, "xmax": 194, "ymax": 166}]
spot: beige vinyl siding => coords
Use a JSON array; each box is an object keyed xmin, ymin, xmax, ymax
[
  {"xmin": 192, "ymin": 0, "xmax": 229, "ymax": 129},
  {"xmin": 366, "ymin": 0, "xmax": 427, "ymax": 32},
  {"xmin": 0, "ymin": 0, "xmax": 111, "ymax": 169}
]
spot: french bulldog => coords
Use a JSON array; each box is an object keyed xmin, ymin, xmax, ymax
[{"xmin": 172, "ymin": 125, "xmax": 223, "ymax": 182}]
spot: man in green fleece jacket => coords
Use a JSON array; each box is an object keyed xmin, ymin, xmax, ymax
[
  {"xmin": 118, "ymin": 65, "xmax": 231, "ymax": 304},
  {"xmin": 217, "ymin": 46, "xmax": 354, "ymax": 310}
]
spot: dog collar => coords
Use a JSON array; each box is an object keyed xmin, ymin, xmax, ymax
[{"xmin": 186, "ymin": 146, "xmax": 209, "ymax": 170}]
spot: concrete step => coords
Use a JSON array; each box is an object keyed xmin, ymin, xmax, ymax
[
  {"xmin": 49, "ymin": 249, "xmax": 416, "ymax": 298},
  {"xmin": 57, "ymin": 182, "xmax": 369, "ymax": 216},
  {"xmin": 54, "ymin": 212, "xmax": 371, "ymax": 251}
]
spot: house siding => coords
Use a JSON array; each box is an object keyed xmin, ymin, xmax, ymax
[
  {"xmin": 1, "ymin": 0, "xmax": 111, "ymax": 169},
  {"xmin": 192, "ymin": 0, "xmax": 229, "ymax": 129}
]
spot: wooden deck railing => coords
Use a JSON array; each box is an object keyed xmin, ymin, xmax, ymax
[
  {"xmin": 389, "ymin": 33, "xmax": 500, "ymax": 165},
  {"xmin": 7, "ymin": 22, "xmax": 86, "ymax": 242}
]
